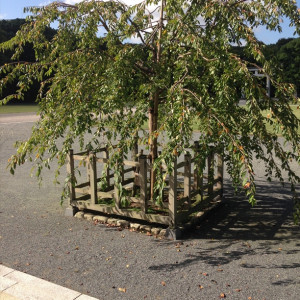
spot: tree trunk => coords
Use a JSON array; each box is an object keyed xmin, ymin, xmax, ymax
[
  {"xmin": 149, "ymin": 0, "xmax": 164, "ymax": 200},
  {"xmin": 149, "ymin": 92, "xmax": 159, "ymax": 200}
]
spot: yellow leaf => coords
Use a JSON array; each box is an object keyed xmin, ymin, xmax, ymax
[{"xmin": 118, "ymin": 287, "xmax": 126, "ymax": 293}]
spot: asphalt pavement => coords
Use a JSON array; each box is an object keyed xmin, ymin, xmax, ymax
[{"xmin": 0, "ymin": 113, "xmax": 299, "ymax": 300}]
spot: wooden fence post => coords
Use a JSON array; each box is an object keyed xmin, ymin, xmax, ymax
[
  {"xmin": 139, "ymin": 155, "xmax": 148, "ymax": 213},
  {"xmin": 88, "ymin": 152, "xmax": 97, "ymax": 205},
  {"xmin": 132, "ymin": 136, "xmax": 139, "ymax": 196},
  {"xmin": 67, "ymin": 149, "xmax": 75, "ymax": 204},
  {"xmin": 208, "ymin": 146, "xmax": 214, "ymax": 197},
  {"xmin": 184, "ymin": 152, "xmax": 191, "ymax": 209},
  {"xmin": 193, "ymin": 141, "xmax": 203, "ymax": 200},
  {"xmin": 104, "ymin": 148, "xmax": 110, "ymax": 188},
  {"xmin": 216, "ymin": 152, "xmax": 224, "ymax": 196},
  {"xmin": 169, "ymin": 157, "xmax": 178, "ymax": 227}
]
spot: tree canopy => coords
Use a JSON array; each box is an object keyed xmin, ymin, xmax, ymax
[{"xmin": 0, "ymin": 0, "xmax": 300, "ymax": 220}]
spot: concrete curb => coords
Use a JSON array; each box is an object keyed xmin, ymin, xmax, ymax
[{"xmin": 0, "ymin": 265, "xmax": 98, "ymax": 300}]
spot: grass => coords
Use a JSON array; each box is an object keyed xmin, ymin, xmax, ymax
[
  {"xmin": 192, "ymin": 105, "xmax": 300, "ymax": 134},
  {"xmin": 262, "ymin": 105, "xmax": 300, "ymax": 135},
  {"xmin": 0, "ymin": 104, "xmax": 39, "ymax": 114}
]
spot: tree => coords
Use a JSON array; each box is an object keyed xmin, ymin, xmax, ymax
[
  {"xmin": 0, "ymin": 19, "xmax": 56, "ymax": 103},
  {"xmin": 1, "ymin": 0, "xmax": 300, "ymax": 220},
  {"xmin": 277, "ymin": 38, "xmax": 300, "ymax": 95}
]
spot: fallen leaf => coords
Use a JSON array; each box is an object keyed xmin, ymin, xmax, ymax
[
  {"xmin": 118, "ymin": 288, "xmax": 126, "ymax": 293},
  {"xmin": 217, "ymin": 269, "xmax": 223, "ymax": 272},
  {"xmin": 126, "ymin": 264, "xmax": 130, "ymax": 268},
  {"xmin": 235, "ymin": 289, "xmax": 241, "ymax": 292},
  {"xmin": 202, "ymin": 273, "xmax": 209, "ymax": 276},
  {"xmin": 199, "ymin": 285, "xmax": 204, "ymax": 289},
  {"xmin": 220, "ymin": 293, "xmax": 226, "ymax": 298},
  {"xmin": 161, "ymin": 281, "xmax": 166, "ymax": 286},
  {"xmin": 75, "ymin": 246, "xmax": 79, "ymax": 250},
  {"xmin": 248, "ymin": 297, "xmax": 252, "ymax": 300}
]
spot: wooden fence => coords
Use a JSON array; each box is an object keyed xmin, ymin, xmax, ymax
[{"xmin": 67, "ymin": 142, "xmax": 223, "ymax": 227}]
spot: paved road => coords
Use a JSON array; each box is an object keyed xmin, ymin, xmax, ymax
[
  {"xmin": 0, "ymin": 114, "xmax": 299, "ymax": 300},
  {"xmin": 0, "ymin": 112, "xmax": 39, "ymax": 124}
]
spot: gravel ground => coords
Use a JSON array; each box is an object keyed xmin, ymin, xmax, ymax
[{"xmin": 0, "ymin": 114, "xmax": 299, "ymax": 300}]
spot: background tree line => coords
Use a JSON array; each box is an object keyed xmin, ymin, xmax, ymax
[
  {"xmin": 0, "ymin": 18, "xmax": 299, "ymax": 103},
  {"xmin": 0, "ymin": 19, "xmax": 55, "ymax": 104}
]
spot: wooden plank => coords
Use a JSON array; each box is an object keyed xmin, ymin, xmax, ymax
[
  {"xmin": 123, "ymin": 167, "xmax": 135, "ymax": 174},
  {"xmin": 97, "ymin": 191, "xmax": 114, "ymax": 199},
  {"xmin": 169, "ymin": 158, "xmax": 178, "ymax": 227},
  {"xmin": 75, "ymin": 181, "xmax": 89, "ymax": 188},
  {"xmin": 75, "ymin": 187, "xmax": 90, "ymax": 194},
  {"xmin": 104, "ymin": 149, "xmax": 110, "ymax": 187},
  {"xmin": 176, "ymin": 161, "xmax": 186, "ymax": 169},
  {"xmin": 184, "ymin": 153, "xmax": 191, "ymax": 208},
  {"xmin": 123, "ymin": 160, "xmax": 140, "ymax": 167},
  {"xmin": 207, "ymin": 148, "xmax": 214, "ymax": 196},
  {"xmin": 139, "ymin": 155, "xmax": 148, "ymax": 213},
  {"xmin": 96, "ymin": 157, "xmax": 108, "ymax": 164},
  {"xmin": 73, "ymin": 155, "xmax": 88, "ymax": 161},
  {"xmin": 89, "ymin": 152, "xmax": 98, "ymax": 205},
  {"xmin": 67, "ymin": 149, "xmax": 75, "ymax": 204},
  {"xmin": 216, "ymin": 153, "xmax": 224, "ymax": 195},
  {"xmin": 73, "ymin": 150, "xmax": 88, "ymax": 156},
  {"xmin": 193, "ymin": 141, "xmax": 200, "ymax": 190},
  {"xmin": 72, "ymin": 201, "xmax": 170, "ymax": 225}
]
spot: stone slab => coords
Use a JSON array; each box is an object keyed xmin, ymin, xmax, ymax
[
  {"xmin": 0, "ymin": 291, "xmax": 19, "ymax": 300},
  {"xmin": 0, "ymin": 266, "xmax": 14, "ymax": 277},
  {"xmin": 0, "ymin": 276, "xmax": 17, "ymax": 292},
  {"xmin": 76, "ymin": 295, "xmax": 99, "ymax": 300},
  {"xmin": 4, "ymin": 271, "xmax": 81, "ymax": 300}
]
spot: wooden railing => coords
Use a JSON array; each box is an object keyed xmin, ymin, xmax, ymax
[{"xmin": 67, "ymin": 142, "xmax": 223, "ymax": 227}]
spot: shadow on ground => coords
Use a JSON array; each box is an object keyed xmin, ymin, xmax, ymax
[
  {"xmin": 186, "ymin": 179, "xmax": 300, "ymax": 241},
  {"xmin": 148, "ymin": 179, "xmax": 300, "ymax": 274}
]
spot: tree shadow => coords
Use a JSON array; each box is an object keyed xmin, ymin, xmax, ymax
[
  {"xmin": 186, "ymin": 179, "xmax": 300, "ymax": 241},
  {"xmin": 148, "ymin": 179, "xmax": 300, "ymax": 277}
]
